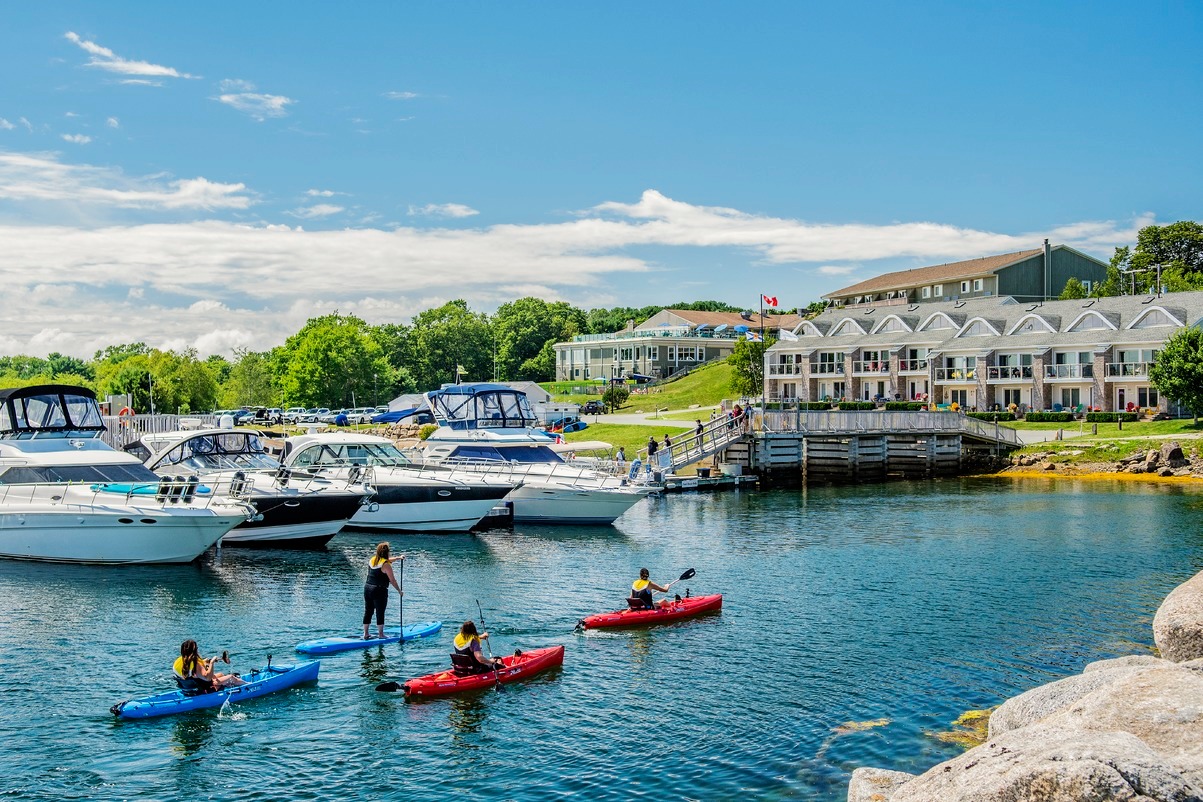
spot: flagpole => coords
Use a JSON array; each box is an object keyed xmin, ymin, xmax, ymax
[{"xmin": 759, "ymin": 293, "xmax": 765, "ymax": 416}]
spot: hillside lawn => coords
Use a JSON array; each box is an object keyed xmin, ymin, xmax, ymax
[
  {"xmin": 543, "ymin": 361, "xmax": 737, "ymax": 413},
  {"xmin": 562, "ymin": 422, "xmax": 692, "ymax": 458}
]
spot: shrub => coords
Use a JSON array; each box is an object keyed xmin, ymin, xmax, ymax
[
  {"xmin": 418, "ymin": 424, "xmax": 438, "ymax": 440},
  {"xmin": 801, "ymin": 402, "xmax": 834, "ymax": 410},
  {"xmin": 837, "ymin": 401, "xmax": 876, "ymax": 410},
  {"xmin": 885, "ymin": 402, "xmax": 926, "ymax": 411},
  {"xmin": 1085, "ymin": 412, "xmax": 1139, "ymax": 423},
  {"xmin": 967, "ymin": 412, "xmax": 1016, "ymax": 421},
  {"xmin": 602, "ymin": 385, "xmax": 631, "ymax": 411},
  {"xmin": 1023, "ymin": 412, "xmax": 1075, "ymax": 422}
]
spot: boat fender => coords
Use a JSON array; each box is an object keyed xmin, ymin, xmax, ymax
[
  {"xmin": 347, "ymin": 464, "xmax": 363, "ymax": 485},
  {"xmin": 627, "ymin": 458, "xmax": 642, "ymax": 480},
  {"xmin": 275, "ymin": 467, "xmax": 291, "ymax": 487},
  {"xmin": 155, "ymin": 477, "xmax": 171, "ymax": 502},
  {"xmin": 169, "ymin": 476, "xmax": 187, "ymax": 503},
  {"xmin": 182, "ymin": 476, "xmax": 199, "ymax": 503}
]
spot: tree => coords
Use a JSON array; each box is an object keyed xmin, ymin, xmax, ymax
[
  {"xmin": 602, "ymin": 385, "xmax": 630, "ymax": 412},
  {"xmin": 220, "ymin": 349, "xmax": 273, "ymax": 408},
  {"xmin": 404, "ymin": 301, "xmax": 492, "ymax": 390},
  {"xmin": 728, "ymin": 337, "xmax": 771, "ymax": 398},
  {"xmin": 1059, "ymin": 277, "xmax": 1088, "ymax": 300},
  {"xmin": 272, "ymin": 313, "xmax": 393, "ymax": 407},
  {"xmin": 492, "ymin": 297, "xmax": 586, "ymax": 381},
  {"xmin": 1148, "ymin": 326, "xmax": 1203, "ymax": 423},
  {"xmin": 46, "ymin": 352, "xmax": 93, "ymax": 381}
]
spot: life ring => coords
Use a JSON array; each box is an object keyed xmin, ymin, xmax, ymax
[{"xmin": 118, "ymin": 407, "xmax": 135, "ymax": 428}]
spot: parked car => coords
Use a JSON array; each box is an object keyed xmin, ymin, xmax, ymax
[
  {"xmin": 581, "ymin": 400, "xmax": 605, "ymax": 415},
  {"xmin": 247, "ymin": 407, "xmax": 282, "ymax": 425},
  {"xmin": 347, "ymin": 407, "xmax": 377, "ymax": 424},
  {"xmin": 317, "ymin": 408, "xmax": 345, "ymax": 424},
  {"xmin": 282, "ymin": 407, "xmax": 307, "ymax": 424},
  {"xmin": 300, "ymin": 408, "xmax": 328, "ymax": 423}
]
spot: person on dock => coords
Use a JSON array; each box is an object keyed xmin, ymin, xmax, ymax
[
  {"xmin": 452, "ymin": 620, "xmax": 503, "ymax": 674},
  {"xmin": 628, "ymin": 568, "xmax": 671, "ymax": 610},
  {"xmin": 663, "ymin": 433, "xmax": 672, "ymax": 450},
  {"xmin": 616, "ymin": 446, "xmax": 626, "ymax": 464},
  {"xmin": 647, "ymin": 436, "xmax": 658, "ymax": 458},
  {"xmin": 363, "ymin": 542, "xmax": 403, "ymax": 640},
  {"xmin": 173, "ymin": 639, "xmax": 245, "ymax": 693}
]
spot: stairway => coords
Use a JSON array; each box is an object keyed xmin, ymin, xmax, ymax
[{"xmin": 637, "ymin": 411, "xmax": 749, "ymax": 474}]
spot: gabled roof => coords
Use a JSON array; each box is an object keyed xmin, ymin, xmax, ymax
[
  {"xmin": 826, "ymin": 248, "xmax": 1043, "ymax": 298},
  {"xmin": 643, "ymin": 309, "xmax": 803, "ymax": 331}
]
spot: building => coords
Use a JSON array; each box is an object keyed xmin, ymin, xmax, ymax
[
  {"xmin": 765, "ymin": 290, "xmax": 1203, "ymax": 413},
  {"xmin": 825, "ymin": 241, "xmax": 1108, "ymax": 308},
  {"xmin": 555, "ymin": 308, "xmax": 802, "ymax": 382}
]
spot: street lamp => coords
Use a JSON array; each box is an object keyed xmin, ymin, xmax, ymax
[{"xmin": 373, "ymin": 373, "xmax": 378, "ymax": 407}]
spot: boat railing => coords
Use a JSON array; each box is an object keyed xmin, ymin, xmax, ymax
[{"xmin": 0, "ymin": 477, "xmax": 255, "ymax": 512}]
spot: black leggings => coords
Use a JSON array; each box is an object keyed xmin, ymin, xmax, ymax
[{"xmin": 363, "ymin": 584, "xmax": 389, "ymax": 626}]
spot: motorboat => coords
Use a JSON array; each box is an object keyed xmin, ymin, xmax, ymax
[
  {"xmin": 419, "ymin": 384, "xmax": 653, "ymax": 525},
  {"xmin": 124, "ymin": 428, "xmax": 368, "ymax": 548},
  {"xmin": 0, "ymin": 385, "xmax": 252, "ymax": 564},
  {"xmin": 273, "ymin": 432, "xmax": 517, "ymax": 532}
]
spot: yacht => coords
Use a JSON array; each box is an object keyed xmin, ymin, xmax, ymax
[
  {"xmin": 273, "ymin": 432, "xmax": 517, "ymax": 532},
  {"xmin": 419, "ymin": 384, "xmax": 653, "ymax": 525},
  {"xmin": 0, "ymin": 385, "xmax": 252, "ymax": 564},
  {"xmin": 124, "ymin": 428, "xmax": 368, "ymax": 548}
]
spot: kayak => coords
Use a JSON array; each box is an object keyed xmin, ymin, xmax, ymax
[
  {"xmin": 577, "ymin": 593, "xmax": 723, "ymax": 630},
  {"xmin": 400, "ymin": 645, "xmax": 565, "ymax": 699},
  {"xmin": 110, "ymin": 661, "xmax": 320, "ymax": 719},
  {"xmin": 295, "ymin": 621, "xmax": 443, "ymax": 655}
]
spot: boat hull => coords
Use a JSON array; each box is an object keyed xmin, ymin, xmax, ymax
[
  {"xmin": 402, "ymin": 645, "xmax": 565, "ymax": 698},
  {"xmin": 111, "ymin": 661, "xmax": 320, "ymax": 719},
  {"xmin": 346, "ymin": 481, "xmax": 512, "ymax": 533},
  {"xmin": 295, "ymin": 621, "xmax": 443, "ymax": 654},
  {"xmin": 215, "ymin": 487, "xmax": 363, "ymax": 548},
  {"xmin": 507, "ymin": 484, "xmax": 648, "ymax": 525},
  {"xmin": 578, "ymin": 593, "xmax": 723, "ymax": 630}
]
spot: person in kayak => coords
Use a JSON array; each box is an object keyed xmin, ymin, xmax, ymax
[
  {"xmin": 363, "ymin": 542, "xmax": 404, "ymax": 640},
  {"xmin": 452, "ymin": 620, "xmax": 503, "ymax": 674},
  {"xmin": 629, "ymin": 568, "xmax": 671, "ymax": 610},
  {"xmin": 173, "ymin": 639, "xmax": 245, "ymax": 693}
]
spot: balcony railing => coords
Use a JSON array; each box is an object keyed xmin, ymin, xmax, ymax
[
  {"xmin": 1044, "ymin": 364, "xmax": 1094, "ymax": 379},
  {"xmin": 987, "ymin": 366, "xmax": 1033, "ymax": 381},
  {"xmin": 852, "ymin": 360, "xmax": 890, "ymax": 374},
  {"xmin": 1106, "ymin": 361, "xmax": 1153, "ymax": 378},
  {"xmin": 767, "ymin": 363, "xmax": 799, "ymax": 376},
  {"xmin": 810, "ymin": 363, "xmax": 845, "ymax": 375},
  {"xmin": 898, "ymin": 359, "xmax": 928, "ymax": 372},
  {"xmin": 934, "ymin": 368, "xmax": 977, "ymax": 382}
]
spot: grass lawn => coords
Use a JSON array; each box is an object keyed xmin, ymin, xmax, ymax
[
  {"xmin": 562, "ymin": 422, "xmax": 692, "ymax": 457},
  {"xmin": 1007, "ymin": 419, "xmax": 1203, "ymax": 436},
  {"xmin": 1011, "ymin": 418, "xmax": 1203, "ymax": 461}
]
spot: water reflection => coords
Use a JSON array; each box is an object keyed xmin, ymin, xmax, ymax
[
  {"xmin": 359, "ymin": 648, "xmax": 390, "ymax": 684},
  {"xmin": 448, "ymin": 695, "xmax": 489, "ymax": 749},
  {"xmin": 171, "ymin": 716, "xmax": 214, "ymax": 758}
]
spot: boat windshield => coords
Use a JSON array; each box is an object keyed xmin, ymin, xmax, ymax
[
  {"xmin": 0, "ymin": 463, "xmax": 160, "ymax": 485},
  {"xmin": 0, "ymin": 390, "xmax": 105, "ymax": 437},
  {"xmin": 443, "ymin": 444, "xmax": 563, "ymax": 464},
  {"xmin": 290, "ymin": 441, "xmax": 414, "ymax": 468},
  {"xmin": 428, "ymin": 388, "xmax": 538, "ymax": 430},
  {"xmin": 155, "ymin": 432, "xmax": 280, "ymax": 471}
]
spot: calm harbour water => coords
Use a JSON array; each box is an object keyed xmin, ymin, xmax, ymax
[{"xmin": 1, "ymin": 478, "xmax": 1201, "ymax": 801}]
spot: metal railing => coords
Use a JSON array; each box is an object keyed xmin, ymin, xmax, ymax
[
  {"xmin": 636, "ymin": 410, "xmax": 749, "ymax": 472},
  {"xmin": 852, "ymin": 360, "xmax": 891, "ymax": 374},
  {"xmin": 898, "ymin": 359, "xmax": 928, "ymax": 372},
  {"xmin": 760, "ymin": 409, "xmax": 1020, "ymax": 447},
  {"xmin": 1044, "ymin": 364, "xmax": 1094, "ymax": 379},
  {"xmin": 934, "ymin": 368, "xmax": 977, "ymax": 382},
  {"xmin": 987, "ymin": 366, "xmax": 1034, "ymax": 380},
  {"xmin": 1105, "ymin": 362, "xmax": 1153, "ymax": 377},
  {"xmin": 809, "ymin": 363, "xmax": 845, "ymax": 375},
  {"xmin": 101, "ymin": 414, "xmax": 222, "ymax": 448}
]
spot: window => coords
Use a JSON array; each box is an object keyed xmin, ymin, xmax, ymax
[
  {"xmin": 933, "ymin": 284, "xmax": 943, "ymax": 297},
  {"xmin": 1131, "ymin": 309, "xmax": 1176, "ymax": 329},
  {"xmin": 921, "ymin": 286, "xmax": 931, "ymax": 299},
  {"xmin": 1138, "ymin": 387, "xmax": 1159, "ymax": 407},
  {"xmin": 647, "ymin": 346, "xmax": 658, "ymax": 360},
  {"xmin": 973, "ymin": 278, "xmax": 983, "ymax": 292},
  {"xmin": 1003, "ymin": 389, "xmax": 1023, "ymax": 407},
  {"xmin": 619, "ymin": 347, "xmax": 633, "ymax": 361},
  {"xmin": 1082, "ymin": 280, "xmax": 1092, "ymax": 293},
  {"xmin": 961, "ymin": 281, "xmax": 970, "ymax": 293}
]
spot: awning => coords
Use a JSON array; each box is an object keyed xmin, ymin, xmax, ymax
[{"xmin": 550, "ymin": 440, "xmax": 613, "ymax": 453}]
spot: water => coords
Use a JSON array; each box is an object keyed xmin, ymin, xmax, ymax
[{"xmin": 2, "ymin": 478, "xmax": 1200, "ymax": 801}]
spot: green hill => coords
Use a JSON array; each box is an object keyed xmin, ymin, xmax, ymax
[{"xmin": 544, "ymin": 360, "xmax": 735, "ymax": 412}]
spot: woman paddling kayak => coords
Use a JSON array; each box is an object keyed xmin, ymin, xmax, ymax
[
  {"xmin": 452, "ymin": 620, "xmax": 503, "ymax": 674},
  {"xmin": 173, "ymin": 639, "xmax": 245, "ymax": 693},
  {"xmin": 629, "ymin": 568, "xmax": 672, "ymax": 610},
  {"xmin": 364, "ymin": 542, "xmax": 404, "ymax": 640}
]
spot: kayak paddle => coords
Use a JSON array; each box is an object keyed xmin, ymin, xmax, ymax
[
  {"xmin": 398, "ymin": 555, "xmax": 405, "ymax": 646},
  {"xmin": 477, "ymin": 599, "xmax": 503, "ymax": 693},
  {"xmin": 665, "ymin": 568, "xmax": 696, "ymax": 590},
  {"xmin": 375, "ymin": 679, "xmax": 402, "ymax": 692}
]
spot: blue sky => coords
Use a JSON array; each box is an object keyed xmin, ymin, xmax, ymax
[{"xmin": 0, "ymin": 2, "xmax": 1199, "ymax": 357}]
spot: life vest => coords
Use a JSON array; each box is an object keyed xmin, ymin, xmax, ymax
[
  {"xmin": 630, "ymin": 579, "xmax": 654, "ymax": 608},
  {"xmin": 453, "ymin": 632, "xmax": 480, "ymax": 656},
  {"xmin": 365, "ymin": 556, "xmax": 387, "ymax": 587},
  {"xmin": 632, "ymin": 579, "xmax": 650, "ymax": 592},
  {"xmin": 172, "ymin": 655, "xmax": 193, "ymax": 679}
]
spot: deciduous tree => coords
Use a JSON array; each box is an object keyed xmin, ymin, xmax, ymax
[{"xmin": 1148, "ymin": 326, "xmax": 1203, "ymax": 423}]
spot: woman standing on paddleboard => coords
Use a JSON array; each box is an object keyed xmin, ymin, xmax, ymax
[{"xmin": 364, "ymin": 542, "xmax": 403, "ymax": 640}]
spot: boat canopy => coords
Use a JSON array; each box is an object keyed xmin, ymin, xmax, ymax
[
  {"xmin": 426, "ymin": 384, "xmax": 539, "ymax": 431},
  {"xmin": 0, "ymin": 384, "xmax": 105, "ymax": 438},
  {"xmin": 140, "ymin": 431, "xmax": 279, "ymax": 472}
]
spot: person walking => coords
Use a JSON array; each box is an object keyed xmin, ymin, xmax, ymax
[
  {"xmin": 616, "ymin": 446, "xmax": 626, "ymax": 464},
  {"xmin": 647, "ymin": 436, "xmax": 658, "ymax": 458},
  {"xmin": 363, "ymin": 542, "xmax": 403, "ymax": 640}
]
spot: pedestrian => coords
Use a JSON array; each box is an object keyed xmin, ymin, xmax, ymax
[
  {"xmin": 694, "ymin": 419, "xmax": 703, "ymax": 437},
  {"xmin": 616, "ymin": 446, "xmax": 626, "ymax": 464},
  {"xmin": 663, "ymin": 434, "xmax": 672, "ymax": 450},
  {"xmin": 647, "ymin": 436, "xmax": 658, "ymax": 457}
]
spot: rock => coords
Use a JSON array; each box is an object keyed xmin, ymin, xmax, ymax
[
  {"xmin": 1082, "ymin": 655, "xmax": 1167, "ymax": 673},
  {"xmin": 1154, "ymin": 569, "xmax": 1203, "ymax": 662},
  {"xmin": 847, "ymin": 767, "xmax": 916, "ymax": 802},
  {"xmin": 1119, "ymin": 452, "xmax": 1146, "ymax": 466},
  {"xmin": 1161, "ymin": 441, "xmax": 1187, "ymax": 468},
  {"xmin": 1128, "ymin": 463, "xmax": 1147, "ymax": 474},
  {"xmin": 1039, "ymin": 461, "xmax": 1055, "ymax": 471},
  {"xmin": 893, "ymin": 664, "xmax": 1203, "ymax": 802},
  {"xmin": 1158, "ymin": 467, "xmax": 1176, "ymax": 477},
  {"xmin": 1144, "ymin": 449, "xmax": 1161, "ymax": 468}
]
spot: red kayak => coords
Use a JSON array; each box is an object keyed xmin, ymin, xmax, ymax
[
  {"xmin": 578, "ymin": 593, "xmax": 723, "ymax": 630},
  {"xmin": 401, "ymin": 645, "xmax": 565, "ymax": 698}
]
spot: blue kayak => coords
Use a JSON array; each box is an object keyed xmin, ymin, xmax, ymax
[
  {"xmin": 110, "ymin": 661, "xmax": 319, "ymax": 719},
  {"xmin": 295, "ymin": 621, "xmax": 442, "ymax": 655}
]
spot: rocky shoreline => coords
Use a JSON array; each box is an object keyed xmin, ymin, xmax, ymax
[
  {"xmin": 848, "ymin": 569, "xmax": 1203, "ymax": 801},
  {"xmin": 999, "ymin": 439, "xmax": 1203, "ymax": 481}
]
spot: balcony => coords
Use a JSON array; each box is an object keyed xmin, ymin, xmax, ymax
[
  {"xmin": 852, "ymin": 360, "xmax": 890, "ymax": 375},
  {"xmin": 987, "ymin": 366, "xmax": 1033, "ymax": 382},
  {"xmin": 934, "ymin": 367, "xmax": 976, "ymax": 382},
  {"xmin": 768, "ymin": 363, "xmax": 799, "ymax": 376},
  {"xmin": 810, "ymin": 363, "xmax": 845, "ymax": 375},
  {"xmin": 1045, "ymin": 364, "xmax": 1094, "ymax": 380},
  {"xmin": 1105, "ymin": 361, "xmax": 1154, "ymax": 379},
  {"xmin": 898, "ymin": 359, "xmax": 928, "ymax": 373}
]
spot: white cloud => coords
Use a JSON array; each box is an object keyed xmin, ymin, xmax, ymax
[
  {"xmin": 306, "ymin": 189, "xmax": 341, "ymax": 197},
  {"xmin": 292, "ymin": 204, "xmax": 344, "ymax": 218},
  {"xmin": 216, "ymin": 92, "xmax": 295, "ymax": 121},
  {"xmin": 64, "ymin": 31, "xmax": 196, "ymax": 79},
  {"xmin": 61, "ymin": 134, "xmax": 92, "ymax": 144},
  {"xmin": 0, "ymin": 119, "xmax": 14, "ymax": 131},
  {"xmin": 219, "ymin": 78, "xmax": 256, "ymax": 92},
  {"xmin": 18, "ymin": 118, "xmax": 33, "ymax": 132},
  {"xmin": 0, "ymin": 151, "xmax": 252, "ymax": 210},
  {"xmin": 106, "ymin": 117, "xmax": 120, "ymax": 128},
  {"xmin": 384, "ymin": 91, "xmax": 420, "ymax": 100},
  {"xmin": 65, "ymin": 112, "xmax": 79, "ymax": 118},
  {"xmin": 119, "ymin": 79, "xmax": 163, "ymax": 87},
  {"xmin": 816, "ymin": 265, "xmax": 857, "ymax": 276},
  {"xmin": 408, "ymin": 202, "xmax": 479, "ymax": 218}
]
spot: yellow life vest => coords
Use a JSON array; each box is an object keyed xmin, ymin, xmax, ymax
[
  {"xmin": 453, "ymin": 633, "xmax": 479, "ymax": 653},
  {"xmin": 369, "ymin": 556, "xmax": 387, "ymax": 568},
  {"xmin": 172, "ymin": 655, "xmax": 197, "ymax": 679},
  {"xmin": 632, "ymin": 579, "xmax": 650, "ymax": 592}
]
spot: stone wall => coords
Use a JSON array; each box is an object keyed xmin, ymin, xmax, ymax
[{"xmin": 847, "ymin": 567, "xmax": 1203, "ymax": 801}]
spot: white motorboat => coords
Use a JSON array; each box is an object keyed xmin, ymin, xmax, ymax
[
  {"xmin": 420, "ymin": 384, "xmax": 653, "ymax": 525},
  {"xmin": 125, "ymin": 429, "xmax": 369, "ymax": 548},
  {"xmin": 274, "ymin": 432, "xmax": 517, "ymax": 532},
  {"xmin": 0, "ymin": 385, "xmax": 252, "ymax": 564}
]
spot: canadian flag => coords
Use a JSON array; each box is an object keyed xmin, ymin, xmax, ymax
[{"xmin": 762, "ymin": 294, "xmax": 778, "ymax": 308}]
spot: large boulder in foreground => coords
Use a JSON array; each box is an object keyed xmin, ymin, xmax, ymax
[
  {"xmin": 847, "ymin": 768, "xmax": 916, "ymax": 802},
  {"xmin": 863, "ymin": 661, "xmax": 1203, "ymax": 802},
  {"xmin": 1154, "ymin": 570, "xmax": 1203, "ymax": 662}
]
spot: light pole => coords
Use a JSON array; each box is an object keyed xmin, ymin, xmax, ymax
[
  {"xmin": 147, "ymin": 371, "xmax": 155, "ymax": 415},
  {"xmin": 373, "ymin": 373, "xmax": 378, "ymax": 407}
]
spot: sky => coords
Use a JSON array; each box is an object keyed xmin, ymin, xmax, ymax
[{"xmin": 0, "ymin": 2, "xmax": 1199, "ymax": 359}]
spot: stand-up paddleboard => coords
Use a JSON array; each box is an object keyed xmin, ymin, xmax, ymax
[{"xmin": 295, "ymin": 621, "xmax": 442, "ymax": 655}]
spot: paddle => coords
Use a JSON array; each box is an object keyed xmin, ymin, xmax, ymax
[
  {"xmin": 476, "ymin": 599, "xmax": 503, "ymax": 693},
  {"xmin": 664, "ymin": 568, "xmax": 696, "ymax": 591},
  {"xmin": 397, "ymin": 555, "xmax": 404, "ymax": 644}
]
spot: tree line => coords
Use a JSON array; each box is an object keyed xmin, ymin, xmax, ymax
[{"xmin": 1060, "ymin": 221, "xmax": 1203, "ymax": 299}]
